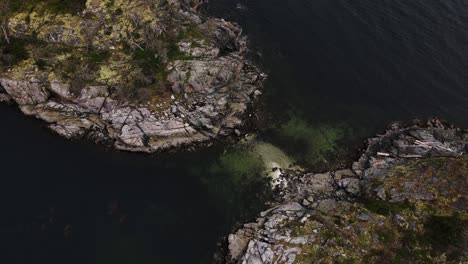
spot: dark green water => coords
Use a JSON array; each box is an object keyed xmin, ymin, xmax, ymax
[
  {"xmin": 0, "ymin": 103, "xmax": 272, "ymax": 264},
  {"xmin": 208, "ymin": 0, "xmax": 468, "ymax": 165},
  {"xmin": 2, "ymin": 0, "xmax": 468, "ymax": 263}
]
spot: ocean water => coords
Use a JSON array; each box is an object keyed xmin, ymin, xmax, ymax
[
  {"xmin": 209, "ymin": 0, "xmax": 468, "ymax": 127},
  {"xmin": 2, "ymin": 0, "xmax": 468, "ymax": 263}
]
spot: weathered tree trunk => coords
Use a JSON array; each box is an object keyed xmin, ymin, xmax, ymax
[
  {"xmin": 0, "ymin": 0, "xmax": 10, "ymax": 44},
  {"xmin": 1, "ymin": 24, "xmax": 9, "ymax": 44}
]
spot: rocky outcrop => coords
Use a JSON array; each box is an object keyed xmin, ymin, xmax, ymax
[
  {"xmin": 0, "ymin": 0, "xmax": 264, "ymax": 152},
  {"xmin": 228, "ymin": 119, "xmax": 468, "ymax": 263}
]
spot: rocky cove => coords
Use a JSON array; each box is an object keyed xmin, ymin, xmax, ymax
[
  {"xmin": 226, "ymin": 119, "xmax": 468, "ymax": 263},
  {"xmin": 0, "ymin": 0, "xmax": 468, "ymax": 264},
  {"xmin": 0, "ymin": 0, "xmax": 264, "ymax": 152}
]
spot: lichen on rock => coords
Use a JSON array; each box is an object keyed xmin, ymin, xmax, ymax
[
  {"xmin": 0, "ymin": 0, "xmax": 264, "ymax": 152},
  {"xmin": 228, "ymin": 119, "xmax": 468, "ymax": 263}
]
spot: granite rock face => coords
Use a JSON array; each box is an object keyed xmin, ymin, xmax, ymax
[
  {"xmin": 228, "ymin": 119, "xmax": 468, "ymax": 263},
  {"xmin": 0, "ymin": 0, "xmax": 264, "ymax": 152}
]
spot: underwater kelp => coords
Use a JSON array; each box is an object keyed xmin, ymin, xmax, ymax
[
  {"xmin": 209, "ymin": 146, "xmax": 265, "ymax": 185},
  {"xmin": 191, "ymin": 145, "xmax": 272, "ymax": 221},
  {"xmin": 278, "ymin": 115, "xmax": 349, "ymax": 166}
]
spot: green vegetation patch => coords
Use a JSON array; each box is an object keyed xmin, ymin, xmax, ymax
[
  {"xmin": 364, "ymin": 199, "xmax": 414, "ymax": 216},
  {"xmin": 278, "ymin": 116, "xmax": 348, "ymax": 166},
  {"xmin": 374, "ymin": 156, "xmax": 468, "ymax": 214},
  {"xmin": 8, "ymin": 0, "xmax": 87, "ymax": 15},
  {"xmin": 177, "ymin": 25, "xmax": 209, "ymax": 42},
  {"xmin": 0, "ymin": 38, "xmax": 29, "ymax": 68},
  {"xmin": 423, "ymin": 213, "xmax": 466, "ymax": 260},
  {"xmin": 0, "ymin": 0, "xmax": 218, "ymax": 102},
  {"xmin": 131, "ymin": 48, "xmax": 163, "ymax": 76},
  {"xmin": 86, "ymin": 49, "xmax": 111, "ymax": 64},
  {"xmin": 167, "ymin": 42, "xmax": 193, "ymax": 61},
  {"xmin": 284, "ymin": 157, "xmax": 467, "ymax": 263},
  {"xmin": 190, "ymin": 145, "xmax": 271, "ymax": 221},
  {"xmin": 209, "ymin": 146, "xmax": 266, "ymax": 186}
]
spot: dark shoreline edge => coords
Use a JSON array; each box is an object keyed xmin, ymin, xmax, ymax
[
  {"xmin": 0, "ymin": 0, "xmax": 266, "ymax": 154},
  {"xmin": 222, "ymin": 118, "xmax": 468, "ymax": 263}
]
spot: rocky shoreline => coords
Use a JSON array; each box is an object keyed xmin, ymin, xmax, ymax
[
  {"xmin": 2, "ymin": 2, "xmax": 467, "ymax": 263},
  {"xmin": 0, "ymin": 0, "xmax": 264, "ymax": 152},
  {"xmin": 227, "ymin": 118, "xmax": 468, "ymax": 263}
]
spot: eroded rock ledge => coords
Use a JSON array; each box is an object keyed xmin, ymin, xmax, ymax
[
  {"xmin": 0, "ymin": 0, "xmax": 264, "ymax": 152},
  {"xmin": 228, "ymin": 119, "xmax": 468, "ymax": 263}
]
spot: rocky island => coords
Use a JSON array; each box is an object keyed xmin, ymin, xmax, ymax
[
  {"xmin": 0, "ymin": 0, "xmax": 264, "ymax": 152},
  {"xmin": 1, "ymin": 1, "xmax": 467, "ymax": 264},
  {"xmin": 228, "ymin": 119, "xmax": 467, "ymax": 263}
]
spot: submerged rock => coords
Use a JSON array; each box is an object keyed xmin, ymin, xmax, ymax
[
  {"xmin": 0, "ymin": 0, "xmax": 264, "ymax": 152},
  {"xmin": 227, "ymin": 119, "xmax": 468, "ymax": 263}
]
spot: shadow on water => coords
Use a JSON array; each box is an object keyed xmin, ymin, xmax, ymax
[
  {"xmin": 3, "ymin": 0, "xmax": 468, "ymax": 263},
  {"xmin": 208, "ymin": 0, "xmax": 468, "ymax": 156},
  {"xmin": 0, "ymin": 104, "xmax": 268, "ymax": 264}
]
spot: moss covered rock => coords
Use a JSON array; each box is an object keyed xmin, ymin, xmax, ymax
[
  {"xmin": 228, "ymin": 119, "xmax": 467, "ymax": 263},
  {"xmin": 0, "ymin": 0, "xmax": 264, "ymax": 152}
]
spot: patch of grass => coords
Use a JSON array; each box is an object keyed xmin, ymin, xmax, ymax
[
  {"xmin": 423, "ymin": 213, "xmax": 466, "ymax": 260},
  {"xmin": 156, "ymin": 26, "xmax": 201, "ymax": 62},
  {"xmin": 0, "ymin": 38, "xmax": 29, "ymax": 68},
  {"xmin": 364, "ymin": 199, "xmax": 414, "ymax": 216},
  {"xmin": 41, "ymin": 0, "xmax": 87, "ymax": 14},
  {"xmin": 395, "ymin": 213, "xmax": 466, "ymax": 262},
  {"xmin": 10, "ymin": 0, "xmax": 87, "ymax": 15},
  {"xmin": 336, "ymin": 258, "xmax": 358, "ymax": 264},
  {"xmin": 132, "ymin": 48, "xmax": 163, "ymax": 75},
  {"xmin": 377, "ymin": 227, "xmax": 396, "ymax": 243},
  {"xmin": 34, "ymin": 58, "xmax": 47, "ymax": 70},
  {"xmin": 87, "ymin": 49, "xmax": 111, "ymax": 64},
  {"xmin": 167, "ymin": 42, "xmax": 193, "ymax": 61},
  {"xmin": 176, "ymin": 25, "xmax": 209, "ymax": 42}
]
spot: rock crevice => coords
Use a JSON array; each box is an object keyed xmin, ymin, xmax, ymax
[
  {"xmin": 0, "ymin": 0, "xmax": 264, "ymax": 152},
  {"xmin": 228, "ymin": 119, "xmax": 468, "ymax": 263}
]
